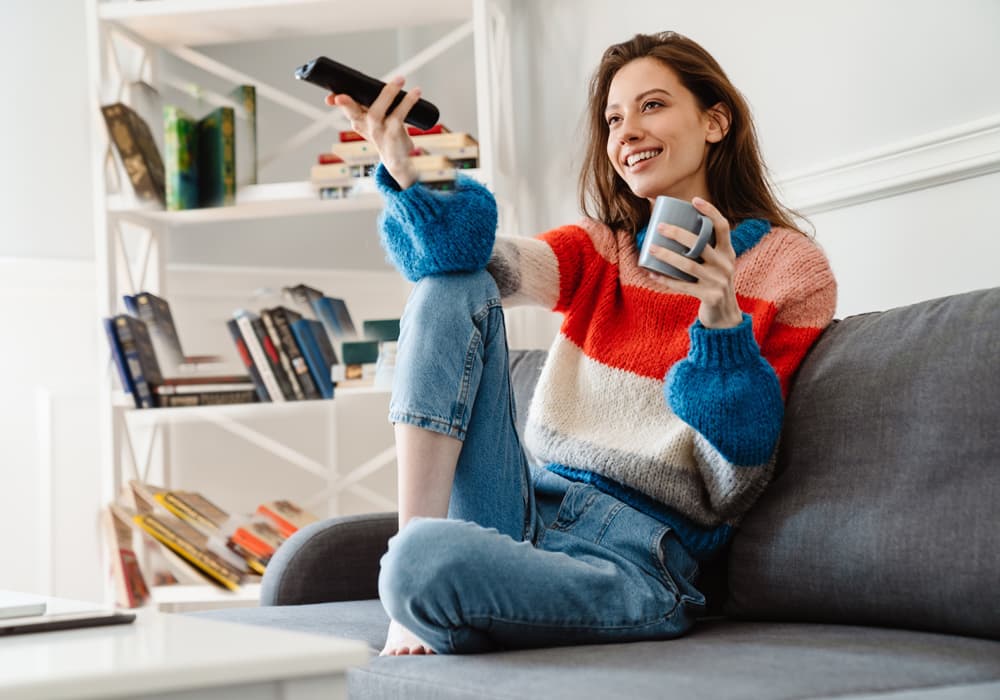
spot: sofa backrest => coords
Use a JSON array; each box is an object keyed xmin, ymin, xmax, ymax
[
  {"xmin": 727, "ymin": 287, "xmax": 1000, "ymax": 639},
  {"xmin": 509, "ymin": 287, "xmax": 999, "ymax": 639}
]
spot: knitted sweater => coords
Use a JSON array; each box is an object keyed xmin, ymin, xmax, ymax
[{"xmin": 376, "ymin": 166, "xmax": 837, "ymax": 560}]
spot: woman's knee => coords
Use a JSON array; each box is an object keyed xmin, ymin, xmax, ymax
[
  {"xmin": 407, "ymin": 270, "xmax": 500, "ymax": 320},
  {"xmin": 378, "ymin": 518, "xmax": 474, "ymax": 622}
]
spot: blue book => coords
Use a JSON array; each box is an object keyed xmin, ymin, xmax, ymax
[
  {"xmin": 113, "ymin": 315, "xmax": 158, "ymax": 408},
  {"xmin": 291, "ymin": 319, "xmax": 337, "ymax": 399},
  {"xmin": 104, "ymin": 317, "xmax": 137, "ymax": 402},
  {"xmin": 311, "ymin": 296, "xmax": 358, "ymax": 344}
]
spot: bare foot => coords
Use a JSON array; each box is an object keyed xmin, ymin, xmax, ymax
[{"xmin": 381, "ymin": 619, "xmax": 435, "ymax": 656}]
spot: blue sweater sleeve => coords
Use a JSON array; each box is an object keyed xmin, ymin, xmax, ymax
[
  {"xmin": 375, "ymin": 163, "xmax": 498, "ymax": 282},
  {"xmin": 665, "ymin": 314, "xmax": 783, "ymax": 467}
]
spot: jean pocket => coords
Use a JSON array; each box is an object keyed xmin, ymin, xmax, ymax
[{"xmin": 547, "ymin": 482, "xmax": 600, "ymax": 533}]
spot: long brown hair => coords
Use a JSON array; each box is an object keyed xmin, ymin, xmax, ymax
[{"xmin": 579, "ymin": 32, "xmax": 804, "ymax": 235}]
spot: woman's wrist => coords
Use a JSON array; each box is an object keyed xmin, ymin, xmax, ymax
[
  {"xmin": 383, "ymin": 159, "xmax": 418, "ymax": 190},
  {"xmin": 698, "ymin": 295, "xmax": 744, "ymax": 329}
]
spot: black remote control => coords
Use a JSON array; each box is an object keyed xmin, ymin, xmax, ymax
[{"xmin": 295, "ymin": 56, "xmax": 440, "ymax": 130}]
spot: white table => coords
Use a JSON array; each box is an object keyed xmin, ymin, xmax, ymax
[{"xmin": 0, "ymin": 600, "xmax": 369, "ymax": 700}]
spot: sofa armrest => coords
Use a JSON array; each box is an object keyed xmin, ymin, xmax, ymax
[{"xmin": 260, "ymin": 512, "xmax": 398, "ymax": 606}]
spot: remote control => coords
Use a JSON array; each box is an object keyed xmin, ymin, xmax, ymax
[{"xmin": 295, "ymin": 56, "xmax": 440, "ymax": 130}]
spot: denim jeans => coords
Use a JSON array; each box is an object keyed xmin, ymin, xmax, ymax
[{"xmin": 380, "ymin": 270, "xmax": 705, "ymax": 653}]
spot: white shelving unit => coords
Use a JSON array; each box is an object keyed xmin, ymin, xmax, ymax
[{"xmin": 86, "ymin": 0, "xmax": 514, "ymax": 609}]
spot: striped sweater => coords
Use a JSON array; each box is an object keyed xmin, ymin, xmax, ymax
[{"xmin": 377, "ymin": 166, "xmax": 837, "ymax": 559}]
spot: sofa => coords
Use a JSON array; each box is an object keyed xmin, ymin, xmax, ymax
[{"xmin": 200, "ymin": 287, "xmax": 1000, "ymax": 699}]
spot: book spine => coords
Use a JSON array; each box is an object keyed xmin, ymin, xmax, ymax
[
  {"xmin": 133, "ymin": 514, "xmax": 244, "ymax": 591},
  {"xmin": 225, "ymin": 319, "xmax": 270, "ymax": 402},
  {"xmin": 154, "ymin": 492, "xmax": 219, "ymax": 534},
  {"xmin": 291, "ymin": 319, "xmax": 335, "ymax": 399},
  {"xmin": 104, "ymin": 317, "xmax": 137, "ymax": 402},
  {"xmin": 230, "ymin": 85, "xmax": 257, "ymax": 186},
  {"xmin": 252, "ymin": 317, "xmax": 296, "ymax": 400},
  {"xmin": 133, "ymin": 292, "xmax": 185, "ymax": 371},
  {"xmin": 261, "ymin": 309, "xmax": 305, "ymax": 400},
  {"xmin": 235, "ymin": 315, "xmax": 285, "ymax": 402},
  {"xmin": 272, "ymin": 308, "xmax": 321, "ymax": 400},
  {"xmin": 124, "ymin": 315, "xmax": 164, "ymax": 386},
  {"xmin": 114, "ymin": 316, "xmax": 155, "ymax": 408},
  {"xmin": 154, "ymin": 389, "xmax": 258, "ymax": 408},
  {"xmin": 197, "ymin": 107, "xmax": 236, "ymax": 207},
  {"xmin": 101, "ymin": 102, "xmax": 166, "ymax": 205},
  {"xmin": 103, "ymin": 506, "xmax": 150, "ymax": 609},
  {"xmin": 163, "ymin": 106, "xmax": 199, "ymax": 211}
]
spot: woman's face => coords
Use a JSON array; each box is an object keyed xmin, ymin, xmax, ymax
[{"xmin": 605, "ymin": 57, "xmax": 721, "ymax": 207}]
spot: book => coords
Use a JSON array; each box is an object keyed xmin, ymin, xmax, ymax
[
  {"xmin": 229, "ymin": 84, "xmax": 257, "ymax": 187},
  {"xmin": 264, "ymin": 307, "xmax": 321, "ymax": 400},
  {"xmin": 133, "ymin": 512, "xmax": 246, "ymax": 591},
  {"xmin": 103, "ymin": 504, "xmax": 151, "ymax": 609},
  {"xmin": 312, "ymin": 296, "xmax": 358, "ymax": 344},
  {"xmin": 338, "ymin": 123, "xmax": 448, "ymax": 142},
  {"xmin": 124, "ymin": 291, "xmax": 185, "ymax": 372},
  {"xmin": 234, "ymin": 311, "xmax": 288, "ymax": 402},
  {"xmin": 141, "ymin": 485, "xmax": 255, "ymax": 575},
  {"xmin": 282, "ymin": 284, "xmax": 324, "ymax": 318},
  {"xmin": 261, "ymin": 308, "xmax": 305, "ymax": 400},
  {"xmin": 101, "ymin": 102, "xmax": 166, "ymax": 206},
  {"xmin": 256, "ymin": 500, "xmax": 319, "ymax": 539},
  {"xmin": 113, "ymin": 315, "xmax": 161, "ymax": 408},
  {"xmin": 197, "ymin": 106, "xmax": 236, "ymax": 207},
  {"xmin": 410, "ymin": 131, "xmax": 477, "ymax": 151},
  {"xmin": 362, "ymin": 318, "xmax": 401, "ymax": 342},
  {"xmin": 156, "ymin": 373, "xmax": 253, "ymax": 387},
  {"xmin": 291, "ymin": 319, "xmax": 337, "ymax": 399},
  {"xmin": 225, "ymin": 318, "xmax": 270, "ymax": 402},
  {"xmin": 229, "ymin": 517, "xmax": 286, "ymax": 562},
  {"xmin": 153, "ymin": 389, "xmax": 258, "ymax": 408},
  {"xmin": 104, "ymin": 317, "xmax": 136, "ymax": 397},
  {"xmin": 153, "ymin": 490, "xmax": 230, "ymax": 536},
  {"xmin": 163, "ymin": 105, "xmax": 199, "ymax": 211}
]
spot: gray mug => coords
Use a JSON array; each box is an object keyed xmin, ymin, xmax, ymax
[{"xmin": 637, "ymin": 196, "xmax": 715, "ymax": 282}]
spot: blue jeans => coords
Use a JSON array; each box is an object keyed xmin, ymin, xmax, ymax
[{"xmin": 380, "ymin": 270, "xmax": 705, "ymax": 653}]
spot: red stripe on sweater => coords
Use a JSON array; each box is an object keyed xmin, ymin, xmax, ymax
[{"xmin": 555, "ymin": 253, "xmax": 821, "ymax": 390}]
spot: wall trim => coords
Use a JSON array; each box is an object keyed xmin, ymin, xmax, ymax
[{"xmin": 776, "ymin": 113, "xmax": 1000, "ymax": 215}]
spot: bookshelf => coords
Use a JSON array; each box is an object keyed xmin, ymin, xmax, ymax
[{"xmin": 87, "ymin": 0, "xmax": 513, "ymax": 610}]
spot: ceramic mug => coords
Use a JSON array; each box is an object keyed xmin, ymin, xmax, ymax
[{"xmin": 637, "ymin": 196, "xmax": 715, "ymax": 282}]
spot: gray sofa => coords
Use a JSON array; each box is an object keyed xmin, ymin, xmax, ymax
[{"xmin": 200, "ymin": 287, "xmax": 1000, "ymax": 699}]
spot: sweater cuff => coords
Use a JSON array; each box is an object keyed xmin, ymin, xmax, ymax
[
  {"xmin": 374, "ymin": 162, "xmax": 441, "ymax": 224},
  {"xmin": 687, "ymin": 314, "xmax": 760, "ymax": 368}
]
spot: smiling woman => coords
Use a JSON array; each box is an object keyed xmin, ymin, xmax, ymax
[{"xmin": 323, "ymin": 30, "xmax": 836, "ymax": 656}]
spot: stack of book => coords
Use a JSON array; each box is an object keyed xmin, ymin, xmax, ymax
[
  {"xmin": 310, "ymin": 124, "xmax": 478, "ymax": 198},
  {"xmin": 105, "ymin": 292, "xmax": 255, "ymax": 409},
  {"xmin": 104, "ymin": 482, "xmax": 319, "ymax": 604}
]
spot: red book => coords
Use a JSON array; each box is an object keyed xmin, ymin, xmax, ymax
[
  {"xmin": 256, "ymin": 500, "xmax": 319, "ymax": 539},
  {"xmin": 338, "ymin": 123, "xmax": 447, "ymax": 142},
  {"xmin": 318, "ymin": 153, "xmax": 345, "ymax": 164}
]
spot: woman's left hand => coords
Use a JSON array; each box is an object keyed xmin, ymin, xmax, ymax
[{"xmin": 644, "ymin": 197, "xmax": 743, "ymax": 329}]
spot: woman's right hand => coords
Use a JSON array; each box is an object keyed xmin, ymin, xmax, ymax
[{"xmin": 325, "ymin": 77, "xmax": 421, "ymax": 189}]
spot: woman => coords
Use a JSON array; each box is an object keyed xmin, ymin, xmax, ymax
[{"xmin": 326, "ymin": 31, "xmax": 836, "ymax": 656}]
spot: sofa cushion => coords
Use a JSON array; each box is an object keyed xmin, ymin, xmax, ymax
[
  {"xmin": 196, "ymin": 605, "xmax": 1000, "ymax": 699},
  {"xmin": 727, "ymin": 288, "xmax": 1000, "ymax": 639}
]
